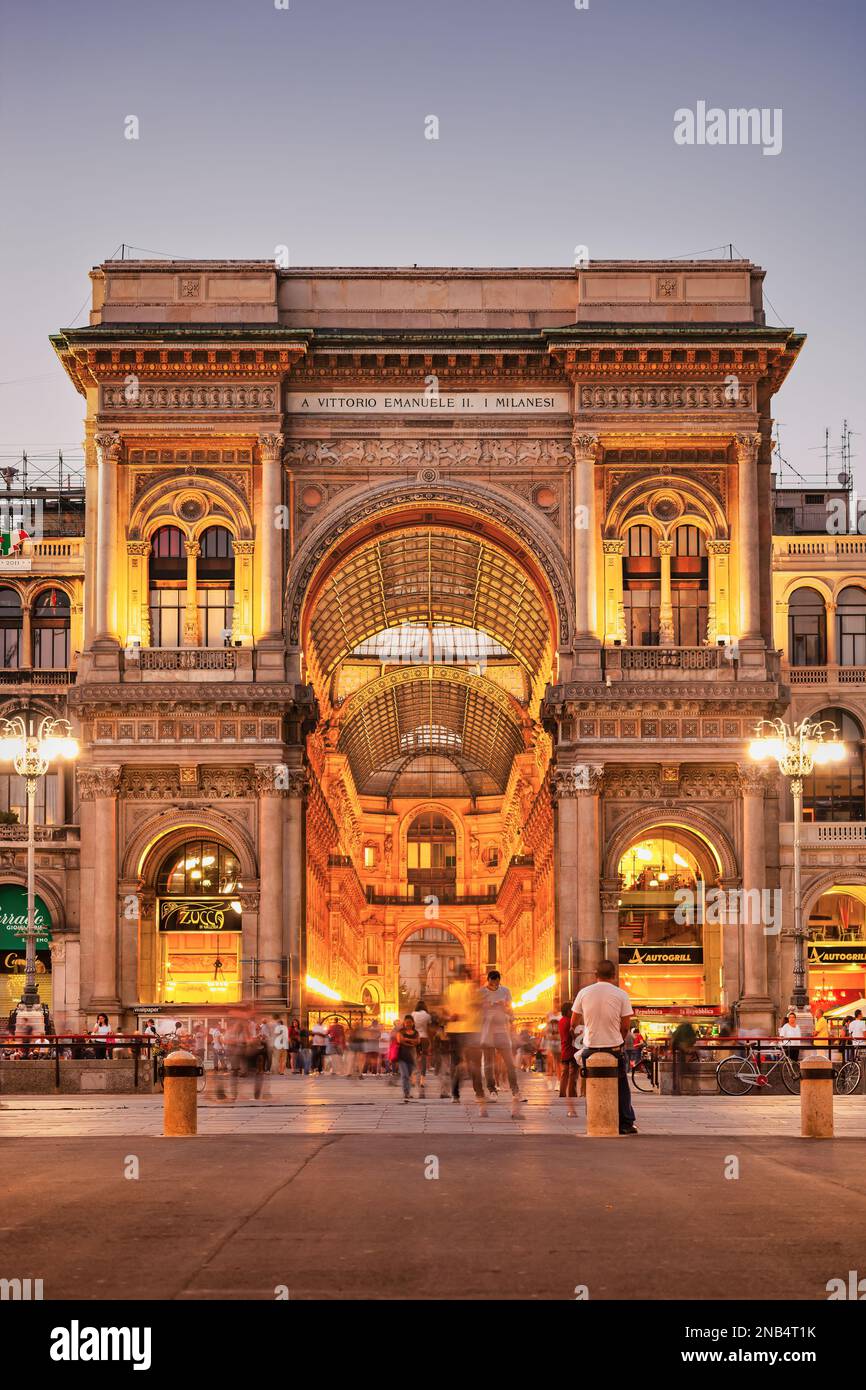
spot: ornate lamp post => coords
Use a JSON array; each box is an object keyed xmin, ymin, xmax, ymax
[
  {"xmin": 0, "ymin": 716, "xmax": 79, "ymax": 1012},
  {"xmin": 749, "ymin": 716, "xmax": 846, "ymax": 1018}
]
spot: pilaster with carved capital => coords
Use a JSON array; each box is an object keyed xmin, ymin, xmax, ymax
[
  {"xmin": 254, "ymin": 764, "xmax": 288, "ymax": 798},
  {"xmin": 93, "ymin": 433, "xmax": 122, "ymax": 644},
  {"xmin": 258, "ymin": 434, "xmax": 285, "ymax": 642},
  {"xmin": 570, "ymin": 430, "xmax": 601, "ymax": 644},
  {"xmin": 231, "ymin": 539, "xmax": 256, "ymax": 643},
  {"xmin": 77, "ymin": 765, "xmax": 122, "ymax": 801},
  {"xmin": 734, "ymin": 433, "xmax": 763, "ymax": 640}
]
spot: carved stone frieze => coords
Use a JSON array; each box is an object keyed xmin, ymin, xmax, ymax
[
  {"xmin": 580, "ymin": 383, "xmax": 754, "ymax": 411},
  {"xmin": 284, "ymin": 437, "xmax": 574, "ymax": 470},
  {"xmin": 102, "ymin": 383, "xmax": 278, "ymax": 412}
]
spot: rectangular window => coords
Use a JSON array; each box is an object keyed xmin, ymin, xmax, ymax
[
  {"xmin": 197, "ymin": 587, "xmax": 235, "ymax": 648},
  {"xmin": 149, "ymin": 588, "xmax": 184, "ymax": 648}
]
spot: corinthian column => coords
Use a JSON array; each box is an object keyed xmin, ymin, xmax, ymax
[
  {"xmin": 183, "ymin": 539, "xmax": 201, "ymax": 646},
  {"xmin": 575, "ymin": 765, "xmax": 605, "ymax": 988},
  {"xmin": 285, "ymin": 768, "xmax": 306, "ymax": 1015},
  {"xmin": 735, "ymin": 433, "xmax": 762, "ymax": 641},
  {"xmin": 78, "ymin": 765, "xmax": 121, "ymax": 1014},
  {"xmin": 572, "ymin": 430, "xmax": 599, "ymax": 640},
  {"xmin": 258, "ymin": 433, "xmax": 284, "ymax": 641},
  {"xmin": 658, "ymin": 539, "xmax": 675, "ymax": 645},
  {"xmin": 94, "ymin": 432, "xmax": 121, "ymax": 644},
  {"xmin": 255, "ymin": 765, "xmax": 286, "ymax": 1000},
  {"xmin": 737, "ymin": 765, "xmax": 774, "ymax": 1033}
]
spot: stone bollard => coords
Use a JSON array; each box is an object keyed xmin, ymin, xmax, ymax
[
  {"xmin": 583, "ymin": 1052, "xmax": 620, "ymax": 1136},
  {"xmin": 800, "ymin": 1053, "xmax": 834, "ymax": 1139},
  {"xmin": 163, "ymin": 1049, "xmax": 202, "ymax": 1137}
]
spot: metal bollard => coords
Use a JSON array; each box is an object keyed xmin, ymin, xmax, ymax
[
  {"xmin": 163, "ymin": 1049, "xmax": 202, "ymax": 1137},
  {"xmin": 800, "ymin": 1053, "xmax": 834, "ymax": 1139},
  {"xmin": 583, "ymin": 1052, "xmax": 620, "ymax": 1136}
]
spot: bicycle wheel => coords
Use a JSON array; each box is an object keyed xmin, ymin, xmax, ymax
[
  {"xmin": 835, "ymin": 1061, "xmax": 861, "ymax": 1096},
  {"xmin": 631, "ymin": 1059, "xmax": 655, "ymax": 1092},
  {"xmin": 780, "ymin": 1058, "xmax": 801, "ymax": 1095},
  {"xmin": 716, "ymin": 1056, "xmax": 757, "ymax": 1096}
]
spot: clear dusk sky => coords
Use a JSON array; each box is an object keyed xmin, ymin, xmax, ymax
[{"xmin": 0, "ymin": 0, "xmax": 863, "ymax": 484}]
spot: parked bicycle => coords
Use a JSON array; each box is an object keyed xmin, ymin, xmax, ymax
[
  {"xmin": 630, "ymin": 1046, "xmax": 656, "ymax": 1092},
  {"xmin": 716, "ymin": 1043, "xmax": 801, "ymax": 1096}
]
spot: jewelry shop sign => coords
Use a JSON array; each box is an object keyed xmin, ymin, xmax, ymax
[
  {"xmin": 286, "ymin": 390, "xmax": 572, "ymax": 415},
  {"xmin": 159, "ymin": 897, "xmax": 242, "ymax": 932}
]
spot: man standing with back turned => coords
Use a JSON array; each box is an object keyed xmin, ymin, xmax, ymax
[{"xmin": 572, "ymin": 959, "xmax": 638, "ymax": 1135}]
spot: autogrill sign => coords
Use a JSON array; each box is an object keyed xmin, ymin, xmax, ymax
[
  {"xmin": 158, "ymin": 898, "xmax": 242, "ymax": 932},
  {"xmin": 619, "ymin": 946, "xmax": 704, "ymax": 965},
  {"xmin": 808, "ymin": 944, "xmax": 866, "ymax": 965}
]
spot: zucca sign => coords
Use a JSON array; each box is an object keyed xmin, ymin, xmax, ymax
[{"xmin": 158, "ymin": 897, "xmax": 242, "ymax": 933}]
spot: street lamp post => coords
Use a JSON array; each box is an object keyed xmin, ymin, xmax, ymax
[
  {"xmin": 0, "ymin": 715, "xmax": 79, "ymax": 1014},
  {"xmin": 749, "ymin": 716, "xmax": 846, "ymax": 1019}
]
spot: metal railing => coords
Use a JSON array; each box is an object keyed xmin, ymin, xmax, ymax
[
  {"xmin": 784, "ymin": 663, "xmax": 866, "ymax": 685},
  {"xmin": 0, "ymin": 1034, "xmax": 156, "ymax": 1090}
]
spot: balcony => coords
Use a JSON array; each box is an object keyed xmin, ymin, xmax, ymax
[
  {"xmin": 774, "ymin": 536, "xmax": 866, "ymax": 561},
  {"xmin": 780, "ymin": 821, "xmax": 866, "ymax": 848},
  {"xmin": 783, "ymin": 663, "xmax": 866, "ymax": 687},
  {"xmin": 0, "ymin": 668, "xmax": 77, "ymax": 689},
  {"xmin": 603, "ymin": 645, "xmax": 731, "ymax": 682},
  {"xmin": 121, "ymin": 647, "xmax": 255, "ymax": 682},
  {"xmin": 0, "ymin": 824, "xmax": 80, "ymax": 845}
]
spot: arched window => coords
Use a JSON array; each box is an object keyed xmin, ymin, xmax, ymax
[
  {"xmin": 622, "ymin": 525, "xmax": 660, "ymax": 646},
  {"xmin": 0, "ymin": 588, "xmax": 22, "ymax": 668},
  {"xmin": 32, "ymin": 589, "xmax": 71, "ymax": 669},
  {"xmin": 149, "ymin": 526, "xmax": 186, "ymax": 648},
  {"xmin": 156, "ymin": 838, "xmax": 243, "ymax": 896},
  {"xmin": 788, "ymin": 587, "xmax": 827, "ymax": 666},
  {"xmin": 406, "ymin": 812, "xmax": 457, "ymax": 904},
  {"xmin": 803, "ymin": 708, "xmax": 865, "ymax": 822},
  {"xmin": 837, "ymin": 586, "xmax": 866, "ymax": 667},
  {"xmin": 671, "ymin": 525, "xmax": 708, "ymax": 645},
  {"xmin": 197, "ymin": 526, "xmax": 235, "ymax": 647}
]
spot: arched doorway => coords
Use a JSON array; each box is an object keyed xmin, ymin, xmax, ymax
[
  {"xmin": 807, "ymin": 883, "xmax": 866, "ymax": 1016},
  {"xmin": 298, "ymin": 506, "xmax": 558, "ymax": 1021},
  {"xmin": 154, "ymin": 836, "xmax": 245, "ymax": 1005},
  {"xmin": 398, "ymin": 926, "xmax": 466, "ymax": 1013},
  {"xmin": 615, "ymin": 825, "xmax": 723, "ymax": 1035}
]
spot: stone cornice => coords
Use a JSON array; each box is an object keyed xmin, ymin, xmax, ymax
[{"xmin": 545, "ymin": 682, "xmax": 784, "ymax": 704}]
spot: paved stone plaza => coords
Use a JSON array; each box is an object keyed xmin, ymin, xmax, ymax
[{"xmin": 2, "ymin": 1072, "xmax": 865, "ymax": 1137}]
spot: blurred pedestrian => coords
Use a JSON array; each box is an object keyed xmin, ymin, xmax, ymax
[
  {"xmin": 411, "ymin": 999, "xmax": 432, "ymax": 1095},
  {"xmin": 311, "ymin": 1019, "xmax": 328, "ymax": 1074},
  {"xmin": 396, "ymin": 1014, "xmax": 420, "ymax": 1102},
  {"xmin": 445, "ymin": 965, "xmax": 486, "ymax": 1115},
  {"xmin": 479, "ymin": 970, "xmax": 521, "ymax": 1117},
  {"xmin": 558, "ymin": 1000, "xmax": 579, "ymax": 1117},
  {"xmin": 272, "ymin": 1016, "xmax": 289, "ymax": 1074}
]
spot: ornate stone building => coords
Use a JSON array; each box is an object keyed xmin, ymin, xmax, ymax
[{"xmin": 39, "ymin": 256, "xmax": 862, "ymax": 1035}]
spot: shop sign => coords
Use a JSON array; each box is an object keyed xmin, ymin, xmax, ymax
[
  {"xmin": 158, "ymin": 898, "xmax": 242, "ymax": 933},
  {"xmin": 633, "ymin": 1005, "xmax": 722, "ymax": 1018},
  {"xmin": 0, "ymin": 885, "xmax": 52, "ymax": 950},
  {"xmin": 1, "ymin": 949, "xmax": 51, "ymax": 975},
  {"xmin": 285, "ymin": 389, "xmax": 572, "ymax": 416},
  {"xmin": 808, "ymin": 943, "xmax": 866, "ymax": 965},
  {"xmin": 620, "ymin": 945, "xmax": 703, "ymax": 965}
]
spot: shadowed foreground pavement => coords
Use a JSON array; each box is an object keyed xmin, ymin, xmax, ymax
[{"xmin": 2, "ymin": 1133, "xmax": 864, "ymax": 1300}]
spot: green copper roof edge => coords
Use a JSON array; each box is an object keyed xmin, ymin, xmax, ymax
[{"xmin": 51, "ymin": 324, "xmax": 803, "ymax": 346}]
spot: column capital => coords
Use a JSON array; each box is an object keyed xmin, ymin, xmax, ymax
[
  {"xmin": 77, "ymin": 765, "xmax": 122, "ymax": 801},
  {"xmin": 706, "ymin": 538, "xmax": 731, "ymax": 555},
  {"xmin": 738, "ymin": 764, "xmax": 774, "ymax": 795},
  {"xmin": 254, "ymin": 764, "xmax": 286, "ymax": 799},
  {"xmin": 259, "ymin": 432, "xmax": 285, "ymax": 462},
  {"xmin": 552, "ymin": 763, "xmax": 604, "ymax": 799},
  {"xmin": 571, "ymin": 429, "xmax": 601, "ymax": 462},
  {"xmin": 94, "ymin": 431, "xmax": 122, "ymax": 461},
  {"xmin": 602, "ymin": 538, "xmax": 625, "ymax": 555},
  {"xmin": 657, "ymin": 538, "xmax": 673, "ymax": 557},
  {"xmin": 232, "ymin": 539, "xmax": 256, "ymax": 557},
  {"xmin": 183, "ymin": 539, "xmax": 201, "ymax": 559},
  {"xmin": 733, "ymin": 432, "xmax": 761, "ymax": 464}
]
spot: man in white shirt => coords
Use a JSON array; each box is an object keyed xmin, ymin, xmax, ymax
[
  {"xmin": 479, "ymin": 970, "xmax": 522, "ymax": 1113},
  {"xmin": 848, "ymin": 1009, "xmax": 866, "ymax": 1045},
  {"xmin": 778, "ymin": 1010, "xmax": 801, "ymax": 1063},
  {"xmin": 572, "ymin": 959, "xmax": 637, "ymax": 1134}
]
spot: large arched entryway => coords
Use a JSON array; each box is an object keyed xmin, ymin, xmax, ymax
[
  {"xmin": 614, "ymin": 823, "xmax": 725, "ymax": 1036},
  {"xmin": 298, "ymin": 504, "xmax": 559, "ymax": 1021}
]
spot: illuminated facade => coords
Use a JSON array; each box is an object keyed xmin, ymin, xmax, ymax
[{"xmin": 35, "ymin": 256, "xmax": 862, "ymax": 1034}]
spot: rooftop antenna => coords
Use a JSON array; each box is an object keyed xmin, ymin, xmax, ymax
[{"xmin": 824, "ymin": 427, "xmax": 830, "ymax": 487}]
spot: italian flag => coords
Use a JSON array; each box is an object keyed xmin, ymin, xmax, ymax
[{"xmin": 0, "ymin": 528, "xmax": 29, "ymax": 555}]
